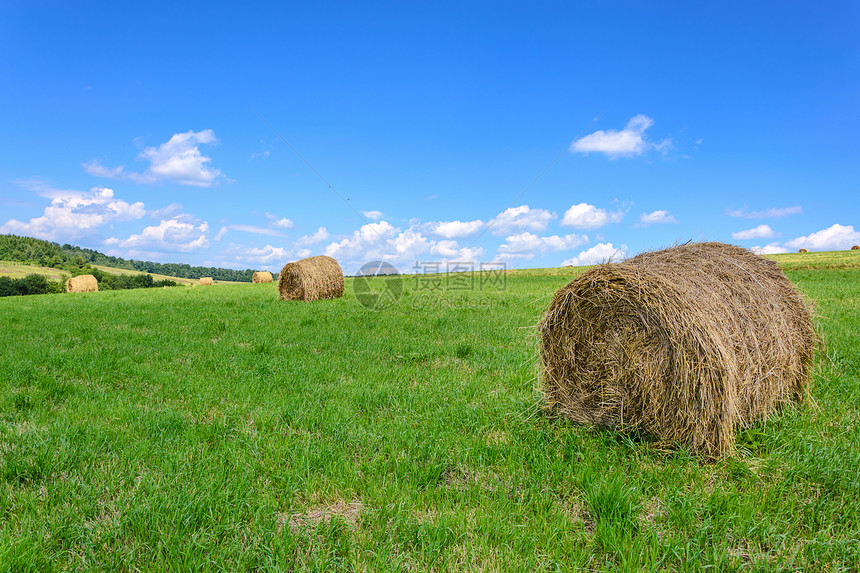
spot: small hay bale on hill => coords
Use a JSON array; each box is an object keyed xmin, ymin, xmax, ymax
[
  {"xmin": 539, "ymin": 242, "xmax": 816, "ymax": 457},
  {"xmin": 798, "ymin": 248, "xmax": 809, "ymax": 253},
  {"xmin": 278, "ymin": 255, "xmax": 344, "ymax": 301},
  {"xmin": 200, "ymin": 277, "xmax": 213, "ymax": 286},
  {"xmin": 252, "ymin": 271, "xmax": 273, "ymax": 283},
  {"xmin": 852, "ymin": 245, "xmax": 860, "ymax": 251},
  {"xmin": 66, "ymin": 274, "xmax": 98, "ymax": 293}
]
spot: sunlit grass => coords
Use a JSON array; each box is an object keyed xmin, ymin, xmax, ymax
[{"xmin": 0, "ymin": 259, "xmax": 858, "ymax": 570}]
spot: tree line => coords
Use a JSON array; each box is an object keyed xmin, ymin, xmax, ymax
[{"xmin": 0, "ymin": 234, "xmax": 258, "ymax": 282}]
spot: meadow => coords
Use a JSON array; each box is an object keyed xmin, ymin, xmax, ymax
[{"xmin": 0, "ymin": 253, "xmax": 858, "ymax": 571}]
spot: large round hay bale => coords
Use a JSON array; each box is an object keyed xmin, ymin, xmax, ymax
[
  {"xmin": 252, "ymin": 271, "xmax": 273, "ymax": 283},
  {"xmin": 278, "ymin": 255, "xmax": 344, "ymax": 301},
  {"xmin": 200, "ymin": 277, "xmax": 213, "ymax": 285},
  {"xmin": 798, "ymin": 248, "xmax": 809, "ymax": 253},
  {"xmin": 66, "ymin": 274, "xmax": 98, "ymax": 293},
  {"xmin": 852, "ymin": 245, "xmax": 859, "ymax": 251},
  {"xmin": 539, "ymin": 242, "xmax": 816, "ymax": 457}
]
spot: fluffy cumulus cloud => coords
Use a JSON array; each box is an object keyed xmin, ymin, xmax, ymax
[
  {"xmin": 240, "ymin": 244, "xmax": 292, "ymax": 265},
  {"xmin": 488, "ymin": 205, "xmax": 554, "ymax": 236},
  {"xmin": 638, "ymin": 210, "xmax": 678, "ymax": 225},
  {"xmin": 324, "ymin": 221, "xmax": 397, "ymax": 261},
  {"xmin": 570, "ymin": 115, "xmax": 671, "ymax": 159},
  {"xmin": 725, "ymin": 206, "xmax": 803, "ymax": 219},
  {"xmin": 295, "ymin": 227, "xmax": 330, "ymax": 247},
  {"xmin": 497, "ymin": 232, "xmax": 588, "ymax": 260},
  {"xmin": 270, "ymin": 218, "xmax": 295, "ymax": 229},
  {"xmin": 104, "ymin": 216, "xmax": 210, "ymax": 253},
  {"xmin": 750, "ymin": 243, "xmax": 789, "ymax": 255},
  {"xmin": 430, "ymin": 219, "xmax": 484, "ymax": 239},
  {"xmin": 561, "ymin": 203, "xmax": 624, "ymax": 229},
  {"xmin": 732, "ymin": 224, "xmax": 775, "ymax": 240},
  {"xmin": 84, "ymin": 129, "xmax": 224, "ymax": 187},
  {"xmin": 0, "ymin": 186, "xmax": 145, "ymax": 241},
  {"xmin": 785, "ymin": 224, "xmax": 860, "ymax": 251},
  {"xmin": 362, "ymin": 210, "xmax": 384, "ymax": 221},
  {"xmin": 561, "ymin": 243, "xmax": 629, "ymax": 267},
  {"xmin": 429, "ymin": 240, "xmax": 483, "ymax": 261},
  {"xmin": 322, "ymin": 220, "xmax": 485, "ymax": 274}
]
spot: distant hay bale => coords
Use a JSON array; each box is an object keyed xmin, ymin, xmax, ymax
[
  {"xmin": 852, "ymin": 245, "xmax": 859, "ymax": 251},
  {"xmin": 798, "ymin": 248, "xmax": 809, "ymax": 253},
  {"xmin": 539, "ymin": 242, "xmax": 816, "ymax": 457},
  {"xmin": 252, "ymin": 271, "xmax": 273, "ymax": 283},
  {"xmin": 200, "ymin": 277, "xmax": 213, "ymax": 286},
  {"xmin": 66, "ymin": 274, "xmax": 98, "ymax": 293},
  {"xmin": 278, "ymin": 255, "xmax": 344, "ymax": 301}
]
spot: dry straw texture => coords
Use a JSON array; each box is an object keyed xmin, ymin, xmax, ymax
[
  {"xmin": 66, "ymin": 274, "xmax": 98, "ymax": 293},
  {"xmin": 278, "ymin": 255, "xmax": 344, "ymax": 301},
  {"xmin": 539, "ymin": 242, "xmax": 816, "ymax": 457},
  {"xmin": 798, "ymin": 248, "xmax": 809, "ymax": 253},
  {"xmin": 200, "ymin": 277, "xmax": 213, "ymax": 286},
  {"xmin": 852, "ymin": 245, "xmax": 860, "ymax": 251},
  {"xmin": 252, "ymin": 271, "xmax": 273, "ymax": 283}
]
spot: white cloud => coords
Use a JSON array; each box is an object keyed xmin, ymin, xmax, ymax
[
  {"xmin": 362, "ymin": 210, "xmax": 384, "ymax": 221},
  {"xmin": 638, "ymin": 210, "xmax": 678, "ymax": 225},
  {"xmin": 725, "ymin": 206, "xmax": 803, "ymax": 219},
  {"xmin": 149, "ymin": 203, "xmax": 184, "ymax": 220},
  {"xmin": 431, "ymin": 219, "xmax": 484, "ymax": 239},
  {"xmin": 561, "ymin": 203, "xmax": 624, "ymax": 229},
  {"xmin": 83, "ymin": 129, "xmax": 223, "ymax": 187},
  {"xmin": 785, "ymin": 224, "xmax": 860, "ymax": 251},
  {"xmin": 324, "ymin": 221, "xmax": 397, "ymax": 261},
  {"xmin": 322, "ymin": 220, "xmax": 486, "ymax": 274},
  {"xmin": 83, "ymin": 163, "xmax": 126, "ymax": 179},
  {"xmin": 296, "ymin": 227, "xmax": 330, "ymax": 246},
  {"xmin": 104, "ymin": 217, "xmax": 210, "ymax": 253},
  {"xmin": 429, "ymin": 241, "xmax": 484, "ymax": 262},
  {"xmin": 488, "ymin": 205, "xmax": 554, "ymax": 236},
  {"xmin": 497, "ymin": 232, "xmax": 588, "ymax": 260},
  {"xmin": 570, "ymin": 115, "xmax": 671, "ymax": 159},
  {"xmin": 264, "ymin": 213, "xmax": 295, "ymax": 229},
  {"xmin": 561, "ymin": 243, "xmax": 629, "ymax": 267},
  {"xmin": 0, "ymin": 186, "xmax": 145, "ymax": 241},
  {"xmin": 242, "ymin": 244, "xmax": 291, "ymax": 265},
  {"xmin": 732, "ymin": 224, "xmax": 775, "ymax": 240},
  {"xmin": 218, "ymin": 224, "xmax": 287, "ymax": 238},
  {"xmin": 270, "ymin": 218, "xmax": 294, "ymax": 229},
  {"xmin": 750, "ymin": 243, "xmax": 788, "ymax": 255}
]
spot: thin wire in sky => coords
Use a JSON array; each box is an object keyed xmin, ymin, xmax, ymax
[
  {"xmin": 467, "ymin": 113, "xmax": 604, "ymax": 247},
  {"xmin": 255, "ymin": 110, "xmax": 388, "ymax": 241}
]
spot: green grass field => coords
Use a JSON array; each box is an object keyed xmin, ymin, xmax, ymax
[{"xmin": 1, "ymin": 253, "xmax": 858, "ymax": 571}]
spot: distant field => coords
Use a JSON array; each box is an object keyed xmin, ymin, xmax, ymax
[
  {"xmin": 766, "ymin": 248, "xmax": 860, "ymax": 270},
  {"xmin": 0, "ymin": 253, "xmax": 858, "ymax": 570},
  {"xmin": 0, "ymin": 260, "xmax": 233, "ymax": 286},
  {"xmin": 0, "ymin": 261, "xmax": 69, "ymax": 282},
  {"xmin": 91, "ymin": 265, "xmax": 200, "ymax": 286}
]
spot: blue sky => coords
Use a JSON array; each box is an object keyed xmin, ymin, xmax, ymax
[{"xmin": 1, "ymin": 1, "xmax": 858, "ymax": 274}]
